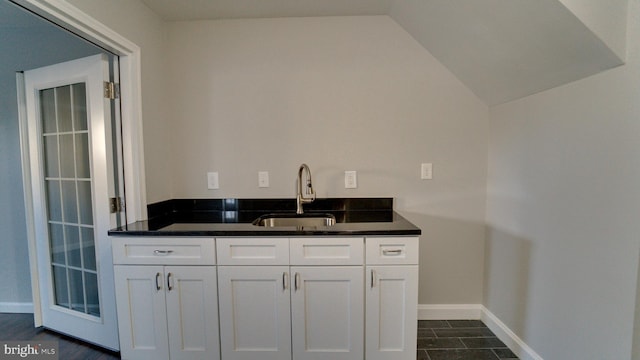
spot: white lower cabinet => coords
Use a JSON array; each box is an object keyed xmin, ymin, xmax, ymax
[
  {"xmin": 113, "ymin": 236, "xmax": 418, "ymax": 360},
  {"xmin": 217, "ymin": 266, "xmax": 363, "ymax": 360},
  {"xmin": 114, "ymin": 265, "xmax": 169, "ymax": 360},
  {"xmin": 112, "ymin": 237, "xmax": 220, "ymax": 360},
  {"xmin": 365, "ymin": 266, "xmax": 418, "ymax": 360},
  {"xmin": 216, "ymin": 237, "xmax": 364, "ymax": 360},
  {"xmin": 217, "ymin": 266, "xmax": 292, "ymax": 360},
  {"xmin": 114, "ymin": 265, "xmax": 219, "ymax": 360},
  {"xmin": 290, "ymin": 266, "xmax": 364, "ymax": 360},
  {"xmin": 165, "ymin": 266, "xmax": 220, "ymax": 360},
  {"xmin": 365, "ymin": 237, "xmax": 419, "ymax": 360}
]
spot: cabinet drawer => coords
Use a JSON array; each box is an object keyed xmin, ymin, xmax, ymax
[
  {"xmin": 112, "ymin": 237, "xmax": 216, "ymax": 265},
  {"xmin": 290, "ymin": 237, "xmax": 364, "ymax": 265},
  {"xmin": 216, "ymin": 237, "xmax": 289, "ymax": 265},
  {"xmin": 365, "ymin": 237, "xmax": 419, "ymax": 265}
]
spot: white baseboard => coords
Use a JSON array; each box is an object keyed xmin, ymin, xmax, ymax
[
  {"xmin": 418, "ymin": 304, "xmax": 482, "ymax": 320},
  {"xmin": 0, "ymin": 302, "xmax": 33, "ymax": 313},
  {"xmin": 418, "ymin": 304, "xmax": 543, "ymax": 360},
  {"xmin": 480, "ymin": 306, "xmax": 543, "ymax": 360}
]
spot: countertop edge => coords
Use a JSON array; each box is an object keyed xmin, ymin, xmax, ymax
[
  {"xmin": 108, "ymin": 229, "xmax": 422, "ymax": 237},
  {"xmin": 108, "ymin": 210, "xmax": 421, "ymax": 237}
]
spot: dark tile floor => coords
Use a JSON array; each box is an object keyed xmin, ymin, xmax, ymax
[
  {"xmin": 2, "ymin": 313, "xmax": 517, "ymax": 360},
  {"xmin": 417, "ymin": 320, "xmax": 519, "ymax": 360}
]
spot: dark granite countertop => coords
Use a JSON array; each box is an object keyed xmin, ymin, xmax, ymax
[{"xmin": 108, "ymin": 198, "xmax": 421, "ymax": 237}]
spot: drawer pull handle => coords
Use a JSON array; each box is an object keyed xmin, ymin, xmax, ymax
[
  {"xmin": 382, "ymin": 249, "xmax": 403, "ymax": 256},
  {"xmin": 155, "ymin": 272, "xmax": 162, "ymax": 291},
  {"xmin": 154, "ymin": 250, "xmax": 174, "ymax": 256}
]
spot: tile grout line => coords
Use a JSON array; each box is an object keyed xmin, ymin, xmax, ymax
[{"xmin": 418, "ymin": 320, "xmax": 519, "ymax": 360}]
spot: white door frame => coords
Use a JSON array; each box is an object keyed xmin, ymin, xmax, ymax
[{"xmin": 14, "ymin": 0, "xmax": 147, "ymax": 325}]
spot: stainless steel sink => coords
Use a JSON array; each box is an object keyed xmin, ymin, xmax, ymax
[{"xmin": 252, "ymin": 213, "xmax": 336, "ymax": 227}]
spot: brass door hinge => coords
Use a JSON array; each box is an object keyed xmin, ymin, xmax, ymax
[
  {"xmin": 104, "ymin": 81, "xmax": 120, "ymax": 100},
  {"xmin": 109, "ymin": 197, "xmax": 124, "ymax": 213}
]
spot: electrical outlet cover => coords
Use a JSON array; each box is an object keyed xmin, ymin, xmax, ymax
[
  {"xmin": 207, "ymin": 172, "xmax": 219, "ymax": 189},
  {"xmin": 258, "ymin": 171, "xmax": 269, "ymax": 188},
  {"xmin": 421, "ymin": 163, "xmax": 433, "ymax": 180},
  {"xmin": 345, "ymin": 171, "xmax": 357, "ymax": 188}
]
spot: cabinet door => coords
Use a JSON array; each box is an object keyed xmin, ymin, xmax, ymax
[
  {"xmin": 290, "ymin": 266, "xmax": 364, "ymax": 360},
  {"xmin": 165, "ymin": 266, "xmax": 220, "ymax": 360},
  {"xmin": 218, "ymin": 266, "xmax": 291, "ymax": 360},
  {"xmin": 365, "ymin": 266, "xmax": 418, "ymax": 360},
  {"xmin": 114, "ymin": 265, "xmax": 169, "ymax": 360}
]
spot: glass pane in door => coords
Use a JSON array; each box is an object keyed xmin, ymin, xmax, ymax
[{"xmin": 41, "ymin": 83, "xmax": 100, "ymax": 318}]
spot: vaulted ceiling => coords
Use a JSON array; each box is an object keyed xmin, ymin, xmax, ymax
[
  {"xmin": 389, "ymin": 0, "xmax": 626, "ymax": 105},
  {"xmin": 140, "ymin": 0, "xmax": 627, "ymax": 105},
  {"xmin": 4, "ymin": 0, "xmax": 628, "ymax": 106}
]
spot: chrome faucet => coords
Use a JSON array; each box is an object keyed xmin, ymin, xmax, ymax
[{"xmin": 296, "ymin": 163, "xmax": 316, "ymax": 214}]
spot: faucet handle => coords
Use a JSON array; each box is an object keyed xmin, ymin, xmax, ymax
[{"xmin": 306, "ymin": 181, "xmax": 315, "ymax": 197}]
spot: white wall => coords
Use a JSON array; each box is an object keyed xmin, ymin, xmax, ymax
[
  {"xmin": 485, "ymin": 0, "xmax": 640, "ymax": 358},
  {"xmin": 6, "ymin": 2, "xmax": 490, "ymax": 308},
  {"xmin": 0, "ymin": 9, "xmax": 100, "ymax": 308},
  {"xmin": 166, "ymin": 16, "xmax": 489, "ymax": 304}
]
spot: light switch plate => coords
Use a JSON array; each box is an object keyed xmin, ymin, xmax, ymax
[
  {"xmin": 258, "ymin": 171, "xmax": 269, "ymax": 188},
  {"xmin": 345, "ymin": 171, "xmax": 357, "ymax": 188},
  {"xmin": 421, "ymin": 163, "xmax": 433, "ymax": 180},
  {"xmin": 207, "ymin": 172, "xmax": 219, "ymax": 189}
]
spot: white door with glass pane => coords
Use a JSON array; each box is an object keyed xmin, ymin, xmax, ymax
[{"xmin": 22, "ymin": 54, "xmax": 122, "ymax": 350}]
